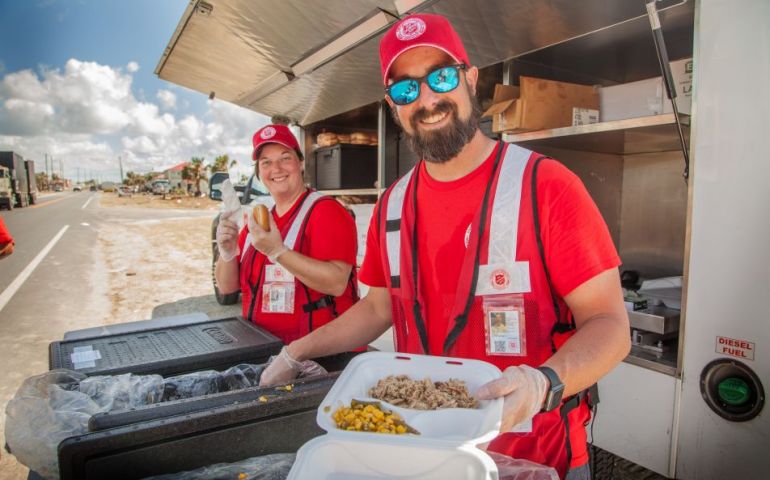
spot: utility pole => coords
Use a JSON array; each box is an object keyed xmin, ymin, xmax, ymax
[{"xmin": 119, "ymin": 155, "xmax": 124, "ymax": 183}]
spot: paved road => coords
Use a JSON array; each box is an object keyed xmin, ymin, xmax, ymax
[{"xmin": 0, "ymin": 192, "xmax": 225, "ymax": 480}]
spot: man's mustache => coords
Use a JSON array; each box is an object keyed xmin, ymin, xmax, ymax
[{"xmin": 409, "ymin": 100, "xmax": 456, "ymax": 130}]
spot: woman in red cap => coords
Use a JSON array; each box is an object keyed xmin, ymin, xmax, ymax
[{"xmin": 214, "ymin": 124, "xmax": 361, "ymax": 368}]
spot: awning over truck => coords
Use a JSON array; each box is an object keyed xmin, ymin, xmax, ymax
[{"xmin": 155, "ymin": 0, "xmax": 686, "ymax": 126}]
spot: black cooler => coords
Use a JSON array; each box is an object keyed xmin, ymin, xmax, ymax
[{"xmin": 38, "ymin": 314, "xmax": 353, "ymax": 480}]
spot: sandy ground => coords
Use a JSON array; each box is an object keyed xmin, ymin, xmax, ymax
[
  {"xmin": 98, "ymin": 192, "xmax": 221, "ymax": 211},
  {"xmin": 0, "ymin": 197, "xmax": 239, "ymax": 480}
]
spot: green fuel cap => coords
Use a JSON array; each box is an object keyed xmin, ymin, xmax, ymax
[{"xmin": 718, "ymin": 377, "xmax": 750, "ymax": 406}]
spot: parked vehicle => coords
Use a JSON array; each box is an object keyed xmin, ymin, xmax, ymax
[
  {"xmin": 0, "ymin": 165, "xmax": 13, "ymax": 210},
  {"xmin": 0, "ymin": 151, "xmax": 29, "ymax": 208},
  {"xmin": 152, "ymin": 179, "xmax": 170, "ymax": 195},
  {"xmin": 24, "ymin": 160, "xmax": 37, "ymax": 204},
  {"xmin": 53, "ymin": 184, "xmax": 63, "ymax": 192},
  {"xmin": 100, "ymin": 181, "xmax": 117, "ymax": 192},
  {"xmin": 117, "ymin": 186, "xmax": 134, "ymax": 197}
]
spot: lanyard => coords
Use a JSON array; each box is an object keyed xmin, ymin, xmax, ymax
[
  {"xmin": 410, "ymin": 142, "xmax": 505, "ymax": 354},
  {"xmin": 245, "ymin": 189, "xmax": 310, "ymax": 323}
]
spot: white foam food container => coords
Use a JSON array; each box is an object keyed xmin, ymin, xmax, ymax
[
  {"xmin": 287, "ymin": 352, "xmax": 504, "ymax": 480},
  {"xmin": 288, "ymin": 435, "xmax": 499, "ymax": 480}
]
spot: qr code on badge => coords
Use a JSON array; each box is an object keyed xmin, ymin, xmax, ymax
[{"xmin": 494, "ymin": 340, "xmax": 506, "ymax": 352}]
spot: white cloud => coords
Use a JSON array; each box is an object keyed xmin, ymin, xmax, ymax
[
  {"xmin": 156, "ymin": 89, "xmax": 177, "ymax": 109},
  {"xmin": 0, "ymin": 58, "xmax": 269, "ymax": 181}
]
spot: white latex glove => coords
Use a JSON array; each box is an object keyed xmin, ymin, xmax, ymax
[
  {"xmin": 246, "ymin": 208, "xmax": 289, "ymax": 262},
  {"xmin": 215, "ymin": 213, "xmax": 240, "ymax": 262},
  {"xmin": 259, "ymin": 346, "xmax": 302, "ymax": 386},
  {"xmin": 475, "ymin": 364, "xmax": 550, "ymax": 432},
  {"xmin": 216, "ymin": 179, "xmax": 243, "ymax": 262}
]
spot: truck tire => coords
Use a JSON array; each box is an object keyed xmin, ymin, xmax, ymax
[{"xmin": 211, "ymin": 215, "xmax": 240, "ymax": 305}]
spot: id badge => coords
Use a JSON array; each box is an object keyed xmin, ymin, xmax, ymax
[
  {"xmin": 483, "ymin": 294, "xmax": 527, "ymax": 356},
  {"xmin": 261, "ymin": 264, "xmax": 296, "ymax": 313}
]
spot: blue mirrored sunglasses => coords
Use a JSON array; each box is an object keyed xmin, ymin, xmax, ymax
[{"xmin": 385, "ymin": 64, "xmax": 467, "ymax": 106}]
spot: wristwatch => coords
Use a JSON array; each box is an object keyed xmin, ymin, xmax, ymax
[{"xmin": 536, "ymin": 366, "xmax": 565, "ymax": 412}]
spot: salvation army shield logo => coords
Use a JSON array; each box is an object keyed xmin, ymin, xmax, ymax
[
  {"xmin": 490, "ymin": 268, "xmax": 511, "ymax": 290},
  {"xmin": 260, "ymin": 126, "xmax": 276, "ymax": 139},
  {"xmin": 396, "ymin": 18, "xmax": 426, "ymax": 41}
]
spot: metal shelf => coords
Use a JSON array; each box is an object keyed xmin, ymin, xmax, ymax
[{"xmin": 502, "ymin": 114, "xmax": 690, "ymax": 155}]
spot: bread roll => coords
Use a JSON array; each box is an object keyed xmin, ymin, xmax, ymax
[{"xmin": 253, "ymin": 204, "xmax": 270, "ymax": 231}]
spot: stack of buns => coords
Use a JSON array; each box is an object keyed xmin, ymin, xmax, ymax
[
  {"xmin": 316, "ymin": 132, "xmax": 339, "ymax": 147},
  {"xmin": 316, "ymin": 131, "xmax": 378, "ymax": 147}
]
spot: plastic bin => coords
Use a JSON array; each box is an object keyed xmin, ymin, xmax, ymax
[
  {"xmin": 49, "ymin": 316, "xmax": 282, "ymax": 377},
  {"xmin": 57, "ymin": 374, "xmax": 339, "ymax": 480}
]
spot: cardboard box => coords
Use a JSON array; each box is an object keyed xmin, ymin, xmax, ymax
[
  {"xmin": 600, "ymin": 58, "xmax": 693, "ymax": 121},
  {"xmin": 482, "ymin": 76, "xmax": 600, "ymax": 133}
]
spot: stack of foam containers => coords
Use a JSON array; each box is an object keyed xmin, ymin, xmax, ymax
[{"xmin": 287, "ymin": 351, "xmax": 504, "ymax": 479}]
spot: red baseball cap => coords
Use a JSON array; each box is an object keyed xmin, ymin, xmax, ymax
[
  {"xmin": 251, "ymin": 124, "xmax": 300, "ymax": 160},
  {"xmin": 379, "ymin": 13, "xmax": 469, "ymax": 85}
]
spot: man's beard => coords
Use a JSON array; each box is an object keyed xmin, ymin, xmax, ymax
[{"xmin": 394, "ymin": 87, "xmax": 482, "ymax": 164}]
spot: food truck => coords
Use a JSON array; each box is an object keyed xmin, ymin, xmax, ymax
[{"xmin": 35, "ymin": 0, "xmax": 754, "ymax": 478}]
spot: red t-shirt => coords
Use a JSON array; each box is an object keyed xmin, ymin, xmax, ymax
[
  {"xmin": 359, "ymin": 144, "xmax": 620, "ymax": 355},
  {"xmin": 237, "ymin": 193, "xmax": 357, "ymax": 343}
]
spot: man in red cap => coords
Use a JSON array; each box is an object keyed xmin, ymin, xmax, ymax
[
  {"xmin": 214, "ymin": 124, "xmax": 361, "ymax": 363},
  {"xmin": 261, "ymin": 14, "xmax": 629, "ymax": 479}
]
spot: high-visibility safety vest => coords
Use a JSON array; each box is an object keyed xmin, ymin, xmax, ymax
[
  {"xmin": 240, "ymin": 191, "xmax": 357, "ymax": 343},
  {"xmin": 376, "ymin": 142, "xmax": 591, "ymax": 476}
]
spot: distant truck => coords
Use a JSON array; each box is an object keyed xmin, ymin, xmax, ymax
[
  {"xmin": 0, "ymin": 165, "xmax": 12, "ymax": 210},
  {"xmin": 0, "ymin": 151, "xmax": 29, "ymax": 208},
  {"xmin": 24, "ymin": 159, "xmax": 37, "ymax": 204},
  {"xmin": 152, "ymin": 179, "xmax": 170, "ymax": 195}
]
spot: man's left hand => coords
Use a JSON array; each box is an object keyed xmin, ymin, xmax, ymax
[
  {"xmin": 476, "ymin": 364, "xmax": 550, "ymax": 432},
  {"xmin": 246, "ymin": 209, "xmax": 288, "ymax": 261}
]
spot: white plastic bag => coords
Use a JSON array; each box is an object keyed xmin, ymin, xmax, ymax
[
  {"xmin": 5, "ymin": 370, "xmax": 164, "ymax": 479},
  {"xmin": 487, "ymin": 452, "xmax": 559, "ymax": 480},
  {"xmin": 142, "ymin": 453, "xmax": 295, "ymax": 480}
]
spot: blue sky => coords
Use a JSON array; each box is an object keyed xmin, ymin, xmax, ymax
[{"xmin": 0, "ymin": 0, "xmax": 267, "ymax": 182}]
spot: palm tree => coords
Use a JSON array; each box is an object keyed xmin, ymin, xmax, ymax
[
  {"xmin": 212, "ymin": 154, "xmax": 237, "ymax": 173},
  {"xmin": 183, "ymin": 157, "xmax": 209, "ymax": 196}
]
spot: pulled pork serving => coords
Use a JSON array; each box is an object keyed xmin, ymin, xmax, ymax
[{"xmin": 368, "ymin": 375, "xmax": 479, "ymax": 410}]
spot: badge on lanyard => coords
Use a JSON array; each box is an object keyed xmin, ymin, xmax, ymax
[
  {"xmin": 262, "ymin": 264, "xmax": 296, "ymax": 313},
  {"xmin": 483, "ymin": 294, "xmax": 527, "ymax": 356}
]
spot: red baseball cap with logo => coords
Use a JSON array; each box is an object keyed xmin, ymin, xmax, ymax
[
  {"xmin": 379, "ymin": 13, "xmax": 469, "ymax": 85},
  {"xmin": 251, "ymin": 124, "xmax": 300, "ymax": 160}
]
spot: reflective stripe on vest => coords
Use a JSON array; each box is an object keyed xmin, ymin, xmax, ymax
[
  {"xmin": 385, "ymin": 168, "xmax": 415, "ymax": 288},
  {"xmin": 384, "ymin": 144, "xmax": 532, "ymax": 295},
  {"xmin": 241, "ymin": 191, "xmax": 325, "ymax": 263}
]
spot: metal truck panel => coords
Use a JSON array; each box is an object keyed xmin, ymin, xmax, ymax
[
  {"xmin": 592, "ymin": 362, "xmax": 678, "ymax": 477},
  {"xmin": 676, "ymin": 1, "xmax": 770, "ymax": 478},
  {"xmin": 24, "ymin": 159, "xmax": 37, "ymax": 204}
]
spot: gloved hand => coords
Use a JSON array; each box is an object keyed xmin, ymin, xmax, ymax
[
  {"xmin": 216, "ymin": 179, "xmax": 243, "ymax": 262},
  {"xmin": 215, "ymin": 212, "xmax": 240, "ymax": 262},
  {"xmin": 246, "ymin": 208, "xmax": 288, "ymax": 262},
  {"xmin": 259, "ymin": 346, "xmax": 302, "ymax": 386},
  {"xmin": 476, "ymin": 364, "xmax": 550, "ymax": 432}
]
